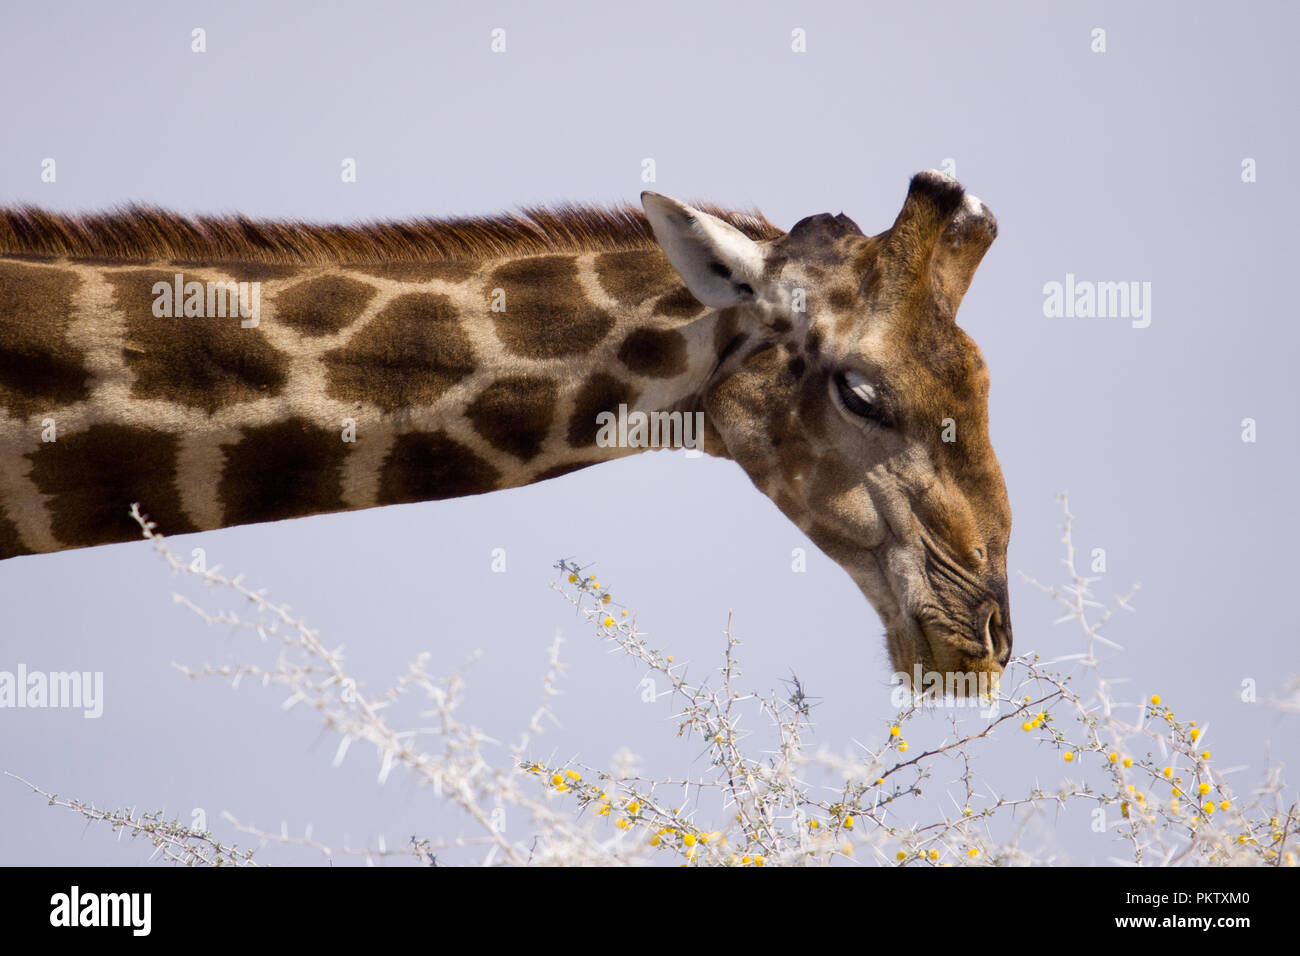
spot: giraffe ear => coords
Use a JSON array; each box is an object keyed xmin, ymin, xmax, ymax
[{"xmin": 641, "ymin": 192, "xmax": 767, "ymax": 308}]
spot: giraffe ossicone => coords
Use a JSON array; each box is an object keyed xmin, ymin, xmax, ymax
[{"xmin": 0, "ymin": 170, "xmax": 1012, "ymax": 693}]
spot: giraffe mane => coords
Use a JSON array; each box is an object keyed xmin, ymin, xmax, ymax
[{"xmin": 0, "ymin": 202, "xmax": 784, "ymax": 265}]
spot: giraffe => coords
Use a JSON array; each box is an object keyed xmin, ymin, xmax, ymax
[{"xmin": 0, "ymin": 170, "xmax": 1011, "ymax": 693}]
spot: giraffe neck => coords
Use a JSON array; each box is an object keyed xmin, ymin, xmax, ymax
[{"xmin": 0, "ymin": 248, "xmax": 729, "ymax": 558}]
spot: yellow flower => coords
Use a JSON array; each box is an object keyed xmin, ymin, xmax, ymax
[
  {"xmin": 667, "ymin": 655, "xmax": 674, "ymax": 663},
  {"xmin": 615, "ymin": 818, "xmax": 629, "ymax": 830},
  {"xmin": 1219, "ymin": 800, "xmax": 1230, "ymax": 811},
  {"xmin": 626, "ymin": 800, "xmax": 640, "ymax": 814},
  {"xmin": 598, "ymin": 804, "xmax": 611, "ymax": 817},
  {"xmin": 1021, "ymin": 722, "xmax": 1033, "ymax": 732},
  {"xmin": 551, "ymin": 773, "xmax": 563, "ymax": 787},
  {"xmin": 844, "ymin": 816, "xmax": 855, "ymax": 829},
  {"xmin": 602, "ymin": 616, "xmax": 614, "ymax": 627},
  {"xmin": 876, "ymin": 778, "xmax": 885, "ymax": 786},
  {"xmin": 754, "ymin": 855, "xmax": 766, "ymax": 867},
  {"xmin": 890, "ymin": 726, "xmax": 901, "ymax": 737},
  {"xmin": 1162, "ymin": 767, "xmax": 1173, "ymax": 778},
  {"xmin": 1203, "ymin": 801, "xmax": 1215, "ymax": 813},
  {"xmin": 682, "ymin": 833, "xmax": 697, "ymax": 847},
  {"xmin": 842, "ymin": 842, "xmax": 854, "ymax": 856},
  {"xmin": 568, "ymin": 573, "xmax": 578, "ymax": 583},
  {"xmin": 621, "ymin": 609, "xmax": 628, "ymax": 616},
  {"xmin": 968, "ymin": 848, "xmax": 978, "ymax": 858},
  {"xmin": 1108, "ymin": 752, "xmax": 1119, "ymax": 763},
  {"xmin": 565, "ymin": 769, "xmax": 580, "ymax": 780},
  {"xmin": 1201, "ymin": 751, "xmax": 1211, "ymax": 760},
  {"xmin": 556, "ymin": 784, "xmax": 568, "ymax": 792},
  {"xmin": 928, "ymin": 849, "xmax": 939, "ymax": 860},
  {"xmin": 649, "ymin": 834, "xmax": 660, "ymax": 846},
  {"xmin": 1190, "ymin": 728, "xmax": 1201, "ymax": 741},
  {"xmin": 741, "ymin": 855, "xmax": 752, "ymax": 865},
  {"xmin": 1063, "ymin": 752, "xmax": 1074, "ymax": 763},
  {"xmin": 809, "ymin": 819, "xmax": 819, "ymax": 829},
  {"xmin": 962, "ymin": 807, "xmax": 972, "ymax": 817},
  {"xmin": 898, "ymin": 742, "xmax": 909, "ymax": 753},
  {"xmin": 601, "ymin": 594, "xmax": 611, "ymax": 603},
  {"xmin": 590, "ymin": 580, "xmax": 599, "ymax": 589},
  {"xmin": 698, "ymin": 832, "xmax": 710, "ymax": 844},
  {"xmin": 1122, "ymin": 757, "xmax": 1133, "ymax": 768},
  {"xmin": 1198, "ymin": 782, "xmax": 1211, "ymax": 795},
  {"xmin": 1151, "ymin": 694, "xmax": 1161, "ymax": 706},
  {"xmin": 896, "ymin": 851, "xmax": 907, "ymax": 861}
]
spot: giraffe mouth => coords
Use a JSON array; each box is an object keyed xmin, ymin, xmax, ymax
[{"xmin": 887, "ymin": 612, "xmax": 1007, "ymax": 697}]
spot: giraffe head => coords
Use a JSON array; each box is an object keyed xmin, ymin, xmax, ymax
[{"xmin": 643, "ymin": 171, "xmax": 1011, "ymax": 694}]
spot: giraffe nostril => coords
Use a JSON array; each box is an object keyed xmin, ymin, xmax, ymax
[{"xmin": 982, "ymin": 603, "xmax": 1011, "ymax": 667}]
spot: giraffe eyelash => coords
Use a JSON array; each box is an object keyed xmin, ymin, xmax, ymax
[{"xmin": 833, "ymin": 371, "xmax": 894, "ymax": 428}]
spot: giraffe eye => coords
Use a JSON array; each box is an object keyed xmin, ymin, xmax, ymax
[{"xmin": 834, "ymin": 371, "xmax": 893, "ymax": 427}]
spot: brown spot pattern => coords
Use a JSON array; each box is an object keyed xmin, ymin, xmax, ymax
[
  {"xmin": 567, "ymin": 372, "xmax": 639, "ymax": 447},
  {"xmin": 323, "ymin": 292, "xmax": 476, "ymax": 411},
  {"xmin": 27, "ymin": 424, "xmax": 198, "ymax": 547},
  {"xmin": 804, "ymin": 326, "xmax": 823, "ymax": 358},
  {"xmin": 0, "ymin": 511, "xmax": 32, "ymax": 558},
  {"xmin": 350, "ymin": 261, "xmax": 479, "ymax": 282},
  {"xmin": 489, "ymin": 255, "xmax": 614, "ymax": 358},
  {"xmin": 378, "ymin": 431, "xmax": 500, "ymax": 504},
  {"xmin": 617, "ymin": 328, "xmax": 688, "ymax": 378},
  {"xmin": 109, "ymin": 270, "xmax": 289, "ymax": 414},
  {"xmin": 827, "ymin": 286, "xmax": 856, "ymax": 312},
  {"xmin": 175, "ymin": 261, "xmax": 302, "ymax": 282},
  {"xmin": 0, "ymin": 262, "xmax": 91, "ymax": 419},
  {"xmin": 218, "ymin": 418, "xmax": 348, "ymax": 526},
  {"xmin": 652, "ymin": 286, "xmax": 704, "ymax": 317},
  {"xmin": 466, "ymin": 376, "xmax": 558, "ymax": 462},
  {"xmin": 272, "ymin": 275, "xmax": 377, "ymax": 337},
  {"xmin": 594, "ymin": 250, "xmax": 677, "ymax": 305}
]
